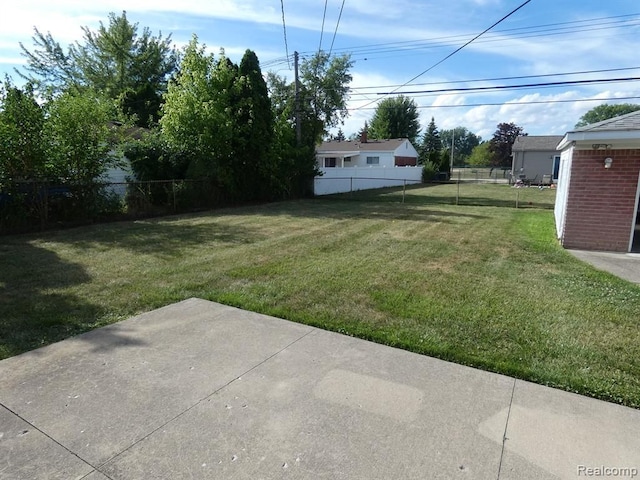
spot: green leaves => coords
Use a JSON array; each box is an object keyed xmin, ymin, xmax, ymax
[
  {"xmin": 368, "ymin": 95, "xmax": 420, "ymax": 144},
  {"xmin": 19, "ymin": 11, "xmax": 178, "ymax": 127}
]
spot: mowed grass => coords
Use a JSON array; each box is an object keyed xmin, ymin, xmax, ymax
[{"xmin": 1, "ymin": 183, "xmax": 639, "ymax": 407}]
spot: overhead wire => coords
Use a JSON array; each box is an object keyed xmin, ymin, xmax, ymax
[
  {"xmin": 375, "ymin": 77, "xmax": 640, "ymax": 96},
  {"xmin": 355, "ymin": 0, "xmax": 533, "ymax": 110},
  {"xmin": 347, "ymin": 96, "xmax": 640, "ymax": 111},
  {"xmin": 329, "ymin": 0, "xmax": 347, "ymax": 56},
  {"xmin": 347, "ymin": 67, "xmax": 640, "ymax": 93},
  {"xmin": 318, "ymin": 0, "xmax": 329, "ymax": 53},
  {"xmin": 279, "ymin": 0, "xmax": 291, "ymax": 70}
]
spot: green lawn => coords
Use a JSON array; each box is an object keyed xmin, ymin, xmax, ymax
[{"xmin": 2, "ymin": 183, "xmax": 639, "ymax": 407}]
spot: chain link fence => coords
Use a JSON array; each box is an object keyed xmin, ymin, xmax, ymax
[
  {"xmin": 0, "ymin": 179, "xmax": 224, "ymax": 235},
  {"xmin": 320, "ymin": 177, "xmax": 556, "ymax": 210}
]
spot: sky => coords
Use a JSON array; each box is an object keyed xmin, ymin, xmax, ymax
[{"xmin": 1, "ymin": 0, "xmax": 639, "ymax": 141}]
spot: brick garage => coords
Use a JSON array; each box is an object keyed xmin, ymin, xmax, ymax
[{"xmin": 555, "ymin": 111, "xmax": 640, "ymax": 252}]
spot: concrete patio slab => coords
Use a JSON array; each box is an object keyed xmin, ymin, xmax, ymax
[
  {"xmin": 498, "ymin": 380, "xmax": 640, "ymax": 480},
  {"xmin": 100, "ymin": 328, "xmax": 514, "ymax": 479},
  {"xmin": 1, "ymin": 298, "xmax": 639, "ymax": 479},
  {"xmin": 569, "ymin": 250, "xmax": 640, "ymax": 284},
  {"xmin": 0, "ymin": 404, "xmax": 94, "ymax": 480},
  {"xmin": 0, "ymin": 299, "xmax": 312, "ymax": 469}
]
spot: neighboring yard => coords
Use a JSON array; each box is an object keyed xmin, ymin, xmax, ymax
[{"xmin": 1, "ymin": 184, "xmax": 639, "ymax": 407}]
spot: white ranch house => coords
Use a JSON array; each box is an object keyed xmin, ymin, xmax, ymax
[{"xmin": 314, "ymin": 135, "xmax": 421, "ymax": 195}]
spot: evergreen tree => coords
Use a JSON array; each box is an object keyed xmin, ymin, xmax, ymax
[
  {"xmin": 419, "ymin": 117, "xmax": 442, "ymax": 167},
  {"xmin": 232, "ymin": 49, "xmax": 274, "ymax": 200}
]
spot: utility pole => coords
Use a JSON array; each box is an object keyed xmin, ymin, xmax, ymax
[
  {"xmin": 294, "ymin": 51, "xmax": 302, "ymax": 146},
  {"xmin": 450, "ymin": 128, "xmax": 455, "ymax": 172}
]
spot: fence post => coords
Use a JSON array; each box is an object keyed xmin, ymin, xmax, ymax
[
  {"xmin": 172, "ymin": 180, "xmax": 177, "ymax": 211},
  {"xmin": 402, "ymin": 180, "xmax": 406, "ymax": 204},
  {"xmin": 456, "ymin": 170, "xmax": 460, "ymax": 205},
  {"xmin": 516, "ymin": 189, "xmax": 519, "ymax": 209}
]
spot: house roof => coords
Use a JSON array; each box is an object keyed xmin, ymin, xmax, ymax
[
  {"xmin": 570, "ymin": 109, "xmax": 640, "ymax": 133},
  {"xmin": 317, "ymin": 138, "xmax": 411, "ymax": 154},
  {"xmin": 512, "ymin": 135, "xmax": 564, "ymax": 152},
  {"xmin": 557, "ymin": 110, "xmax": 640, "ymax": 150}
]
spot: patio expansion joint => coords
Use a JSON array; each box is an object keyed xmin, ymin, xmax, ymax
[
  {"xmin": 94, "ymin": 327, "xmax": 317, "ymax": 471},
  {"xmin": 0, "ymin": 400, "xmax": 103, "ymax": 478},
  {"xmin": 496, "ymin": 377, "xmax": 517, "ymax": 480}
]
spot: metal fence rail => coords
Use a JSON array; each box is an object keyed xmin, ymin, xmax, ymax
[{"xmin": 0, "ymin": 179, "xmax": 223, "ymax": 235}]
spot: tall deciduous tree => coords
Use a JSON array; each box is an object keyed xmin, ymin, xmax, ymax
[
  {"xmin": 575, "ymin": 103, "xmax": 640, "ymax": 128},
  {"xmin": 368, "ymin": 95, "xmax": 420, "ymax": 144},
  {"xmin": 161, "ymin": 36, "xmax": 235, "ymax": 182},
  {"xmin": 440, "ymin": 127, "xmax": 481, "ymax": 166},
  {"xmin": 44, "ymin": 90, "xmax": 116, "ymax": 184},
  {"xmin": 267, "ymin": 52, "xmax": 353, "ymax": 197},
  {"xmin": 467, "ymin": 141, "xmax": 491, "ymax": 166},
  {"xmin": 0, "ymin": 81, "xmax": 47, "ymax": 180},
  {"xmin": 19, "ymin": 11, "xmax": 178, "ymax": 127},
  {"xmin": 488, "ymin": 122, "xmax": 526, "ymax": 168},
  {"xmin": 299, "ymin": 52, "xmax": 353, "ymax": 146}
]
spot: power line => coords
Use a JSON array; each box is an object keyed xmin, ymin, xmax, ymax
[
  {"xmin": 279, "ymin": 0, "xmax": 291, "ymax": 70},
  {"xmin": 318, "ymin": 0, "xmax": 329, "ymax": 53},
  {"xmin": 304, "ymin": 13, "xmax": 638, "ymax": 59},
  {"xmin": 347, "ymin": 66, "xmax": 640, "ymax": 91},
  {"xmin": 263, "ymin": 13, "xmax": 639, "ymax": 71},
  {"xmin": 356, "ymin": 0, "xmax": 533, "ymax": 110},
  {"xmin": 375, "ymin": 76, "xmax": 640, "ymax": 96},
  {"xmin": 347, "ymin": 96, "xmax": 640, "ymax": 111},
  {"xmin": 329, "ymin": 0, "xmax": 347, "ymax": 56}
]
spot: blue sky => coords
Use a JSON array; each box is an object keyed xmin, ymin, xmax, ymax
[{"xmin": 1, "ymin": 0, "xmax": 639, "ymax": 140}]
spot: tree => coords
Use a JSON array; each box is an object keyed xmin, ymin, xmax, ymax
[
  {"xmin": 0, "ymin": 81, "xmax": 47, "ymax": 181},
  {"xmin": 368, "ymin": 95, "xmax": 420, "ymax": 144},
  {"xmin": 488, "ymin": 122, "xmax": 526, "ymax": 168},
  {"xmin": 419, "ymin": 117, "xmax": 443, "ymax": 168},
  {"xmin": 575, "ymin": 103, "xmax": 640, "ymax": 128},
  {"xmin": 44, "ymin": 90, "xmax": 117, "ymax": 184},
  {"xmin": 467, "ymin": 142, "xmax": 491, "ymax": 166},
  {"xmin": 267, "ymin": 52, "xmax": 353, "ymax": 197},
  {"xmin": 440, "ymin": 127, "xmax": 481, "ymax": 166},
  {"xmin": 231, "ymin": 49, "xmax": 274, "ymax": 199},
  {"xmin": 299, "ymin": 51, "xmax": 353, "ymax": 146},
  {"xmin": 161, "ymin": 37, "xmax": 235, "ymax": 182},
  {"xmin": 19, "ymin": 11, "xmax": 178, "ymax": 127}
]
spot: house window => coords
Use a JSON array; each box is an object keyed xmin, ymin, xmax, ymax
[
  {"xmin": 552, "ymin": 155, "xmax": 561, "ymax": 181},
  {"xmin": 324, "ymin": 157, "xmax": 337, "ymax": 168},
  {"xmin": 366, "ymin": 156, "xmax": 380, "ymax": 165}
]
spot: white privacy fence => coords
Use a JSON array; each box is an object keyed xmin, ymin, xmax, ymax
[{"xmin": 314, "ymin": 167, "xmax": 423, "ymax": 195}]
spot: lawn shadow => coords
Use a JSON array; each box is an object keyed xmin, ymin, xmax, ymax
[
  {"xmin": 248, "ymin": 198, "xmax": 489, "ymax": 223},
  {"xmin": 0, "ymin": 240, "xmax": 110, "ymax": 359},
  {"xmin": 322, "ymin": 183, "xmax": 555, "ymax": 210},
  {"xmin": 40, "ymin": 215, "xmax": 264, "ymax": 257}
]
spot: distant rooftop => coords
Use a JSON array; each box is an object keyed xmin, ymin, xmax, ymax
[
  {"xmin": 317, "ymin": 138, "xmax": 410, "ymax": 153},
  {"xmin": 512, "ymin": 135, "xmax": 564, "ymax": 151}
]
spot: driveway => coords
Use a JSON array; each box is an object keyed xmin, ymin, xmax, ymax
[{"xmin": 1, "ymin": 298, "xmax": 639, "ymax": 479}]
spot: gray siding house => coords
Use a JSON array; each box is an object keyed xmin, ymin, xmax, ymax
[{"xmin": 511, "ymin": 135, "xmax": 564, "ymax": 185}]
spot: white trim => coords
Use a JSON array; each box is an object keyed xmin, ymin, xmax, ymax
[
  {"xmin": 557, "ymin": 131, "xmax": 640, "ymax": 150},
  {"xmin": 630, "ymin": 170, "xmax": 640, "ymax": 252}
]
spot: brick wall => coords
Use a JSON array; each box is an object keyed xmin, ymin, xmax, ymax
[
  {"xmin": 562, "ymin": 149, "xmax": 640, "ymax": 251},
  {"xmin": 394, "ymin": 156, "xmax": 417, "ymax": 166}
]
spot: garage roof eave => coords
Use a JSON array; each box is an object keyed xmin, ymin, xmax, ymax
[{"xmin": 557, "ymin": 130, "xmax": 640, "ymax": 150}]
